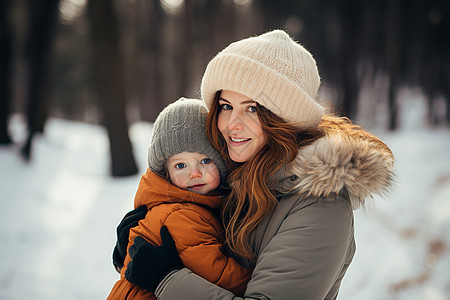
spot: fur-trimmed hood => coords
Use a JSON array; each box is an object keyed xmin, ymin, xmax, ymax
[{"xmin": 286, "ymin": 122, "xmax": 394, "ymax": 209}]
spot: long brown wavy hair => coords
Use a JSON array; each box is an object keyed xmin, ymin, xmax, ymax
[{"xmin": 205, "ymin": 91, "xmax": 327, "ymax": 259}]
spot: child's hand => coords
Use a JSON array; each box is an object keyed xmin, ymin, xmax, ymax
[
  {"xmin": 125, "ymin": 226, "xmax": 183, "ymax": 292},
  {"xmin": 112, "ymin": 205, "xmax": 147, "ymax": 272}
]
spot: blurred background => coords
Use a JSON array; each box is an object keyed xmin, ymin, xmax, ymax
[
  {"xmin": 1, "ymin": 0, "xmax": 450, "ymax": 299},
  {"xmin": 1, "ymin": 0, "xmax": 449, "ymax": 175}
]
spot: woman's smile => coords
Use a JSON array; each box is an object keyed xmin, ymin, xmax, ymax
[{"xmin": 229, "ymin": 136, "xmax": 252, "ymax": 145}]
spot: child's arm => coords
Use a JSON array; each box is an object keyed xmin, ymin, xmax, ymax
[{"xmin": 163, "ymin": 208, "xmax": 251, "ymax": 297}]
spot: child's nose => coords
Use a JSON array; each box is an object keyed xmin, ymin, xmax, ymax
[{"xmin": 189, "ymin": 168, "xmax": 202, "ymax": 179}]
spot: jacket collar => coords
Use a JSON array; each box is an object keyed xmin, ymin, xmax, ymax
[
  {"xmin": 134, "ymin": 170, "xmax": 224, "ymax": 210},
  {"xmin": 270, "ymin": 127, "xmax": 394, "ymax": 209}
]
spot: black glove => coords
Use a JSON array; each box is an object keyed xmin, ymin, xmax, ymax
[
  {"xmin": 112, "ymin": 205, "xmax": 147, "ymax": 272},
  {"xmin": 125, "ymin": 226, "xmax": 183, "ymax": 293}
]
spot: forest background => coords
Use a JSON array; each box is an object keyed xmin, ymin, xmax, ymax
[{"xmin": 1, "ymin": 0, "xmax": 449, "ymax": 176}]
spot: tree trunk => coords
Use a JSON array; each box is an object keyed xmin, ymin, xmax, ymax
[
  {"xmin": 445, "ymin": 58, "xmax": 450, "ymax": 126},
  {"xmin": 21, "ymin": 0, "xmax": 60, "ymax": 159},
  {"xmin": 339, "ymin": 0, "xmax": 361, "ymax": 119},
  {"xmin": 386, "ymin": 0, "xmax": 400, "ymax": 130},
  {"xmin": 0, "ymin": 0, "xmax": 13, "ymax": 144},
  {"xmin": 179, "ymin": 0, "xmax": 193, "ymax": 97},
  {"xmin": 207, "ymin": 0, "xmax": 234, "ymax": 57},
  {"xmin": 86, "ymin": 0, "xmax": 138, "ymax": 177},
  {"xmin": 139, "ymin": 0, "xmax": 164, "ymax": 122}
]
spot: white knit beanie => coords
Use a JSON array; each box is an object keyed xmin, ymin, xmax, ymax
[
  {"xmin": 148, "ymin": 98, "xmax": 227, "ymax": 180},
  {"xmin": 201, "ymin": 29, "xmax": 324, "ymax": 128}
]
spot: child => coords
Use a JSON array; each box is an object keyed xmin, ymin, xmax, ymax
[{"xmin": 107, "ymin": 98, "xmax": 251, "ymax": 299}]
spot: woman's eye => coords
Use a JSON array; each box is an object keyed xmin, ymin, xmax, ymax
[
  {"xmin": 201, "ymin": 158, "xmax": 212, "ymax": 164},
  {"xmin": 247, "ymin": 106, "xmax": 257, "ymax": 113},
  {"xmin": 175, "ymin": 163, "xmax": 186, "ymax": 169},
  {"xmin": 220, "ymin": 104, "xmax": 232, "ymax": 110}
]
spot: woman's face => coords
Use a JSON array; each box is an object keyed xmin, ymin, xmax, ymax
[{"xmin": 217, "ymin": 90, "xmax": 267, "ymax": 162}]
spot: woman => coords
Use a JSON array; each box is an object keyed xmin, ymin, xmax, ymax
[{"xmin": 114, "ymin": 30, "xmax": 394, "ymax": 299}]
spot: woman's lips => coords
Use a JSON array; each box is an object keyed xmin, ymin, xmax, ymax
[{"xmin": 229, "ymin": 136, "xmax": 251, "ymax": 146}]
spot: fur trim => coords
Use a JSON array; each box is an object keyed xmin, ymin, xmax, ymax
[{"xmin": 289, "ymin": 129, "xmax": 394, "ymax": 209}]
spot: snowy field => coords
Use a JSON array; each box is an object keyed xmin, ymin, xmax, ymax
[{"xmin": 1, "ymin": 96, "xmax": 450, "ymax": 299}]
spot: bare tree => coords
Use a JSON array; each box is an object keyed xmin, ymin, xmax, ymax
[
  {"xmin": 86, "ymin": 0, "xmax": 137, "ymax": 177},
  {"xmin": 386, "ymin": 0, "xmax": 400, "ymax": 130},
  {"xmin": 138, "ymin": 0, "xmax": 165, "ymax": 122},
  {"xmin": 337, "ymin": 0, "xmax": 362, "ymax": 119},
  {"xmin": 21, "ymin": 0, "xmax": 60, "ymax": 159},
  {"xmin": 179, "ymin": 0, "xmax": 194, "ymax": 98},
  {"xmin": 0, "ymin": 0, "xmax": 13, "ymax": 144}
]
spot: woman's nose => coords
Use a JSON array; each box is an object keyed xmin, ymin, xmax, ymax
[{"xmin": 228, "ymin": 111, "xmax": 244, "ymax": 131}]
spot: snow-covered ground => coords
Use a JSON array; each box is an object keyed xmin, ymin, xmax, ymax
[{"xmin": 1, "ymin": 96, "xmax": 449, "ymax": 299}]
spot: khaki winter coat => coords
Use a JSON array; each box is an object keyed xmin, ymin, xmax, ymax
[
  {"xmin": 107, "ymin": 170, "xmax": 251, "ymax": 300},
  {"xmin": 154, "ymin": 123, "xmax": 394, "ymax": 300}
]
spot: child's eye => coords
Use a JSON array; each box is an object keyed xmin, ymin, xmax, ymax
[
  {"xmin": 220, "ymin": 104, "xmax": 232, "ymax": 110},
  {"xmin": 175, "ymin": 163, "xmax": 186, "ymax": 169},
  {"xmin": 247, "ymin": 105, "xmax": 257, "ymax": 113},
  {"xmin": 201, "ymin": 158, "xmax": 212, "ymax": 164}
]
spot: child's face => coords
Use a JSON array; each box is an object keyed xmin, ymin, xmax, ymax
[{"xmin": 166, "ymin": 152, "xmax": 221, "ymax": 195}]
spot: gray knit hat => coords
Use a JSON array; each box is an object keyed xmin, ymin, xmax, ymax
[
  {"xmin": 148, "ymin": 98, "xmax": 227, "ymax": 180},
  {"xmin": 201, "ymin": 29, "xmax": 324, "ymax": 128}
]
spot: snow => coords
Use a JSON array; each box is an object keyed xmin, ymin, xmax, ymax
[
  {"xmin": 339, "ymin": 127, "xmax": 450, "ymax": 300},
  {"xmin": 1, "ymin": 97, "xmax": 450, "ymax": 299}
]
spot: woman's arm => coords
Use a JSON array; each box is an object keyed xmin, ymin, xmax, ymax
[
  {"xmin": 156, "ymin": 195, "xmax": 355, "ymax": 300},
  {"xmin": 126, "ymin": 208, "xmax": 251, "ymax": 296},
  {"xmin": 164, "ymin": 209, "xmax": 252, "ymax": 296}
]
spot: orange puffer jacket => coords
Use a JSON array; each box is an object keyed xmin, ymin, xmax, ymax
[{"xmin": 107, "ymin": 170, "xmax": 251, "ymax": 299}]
